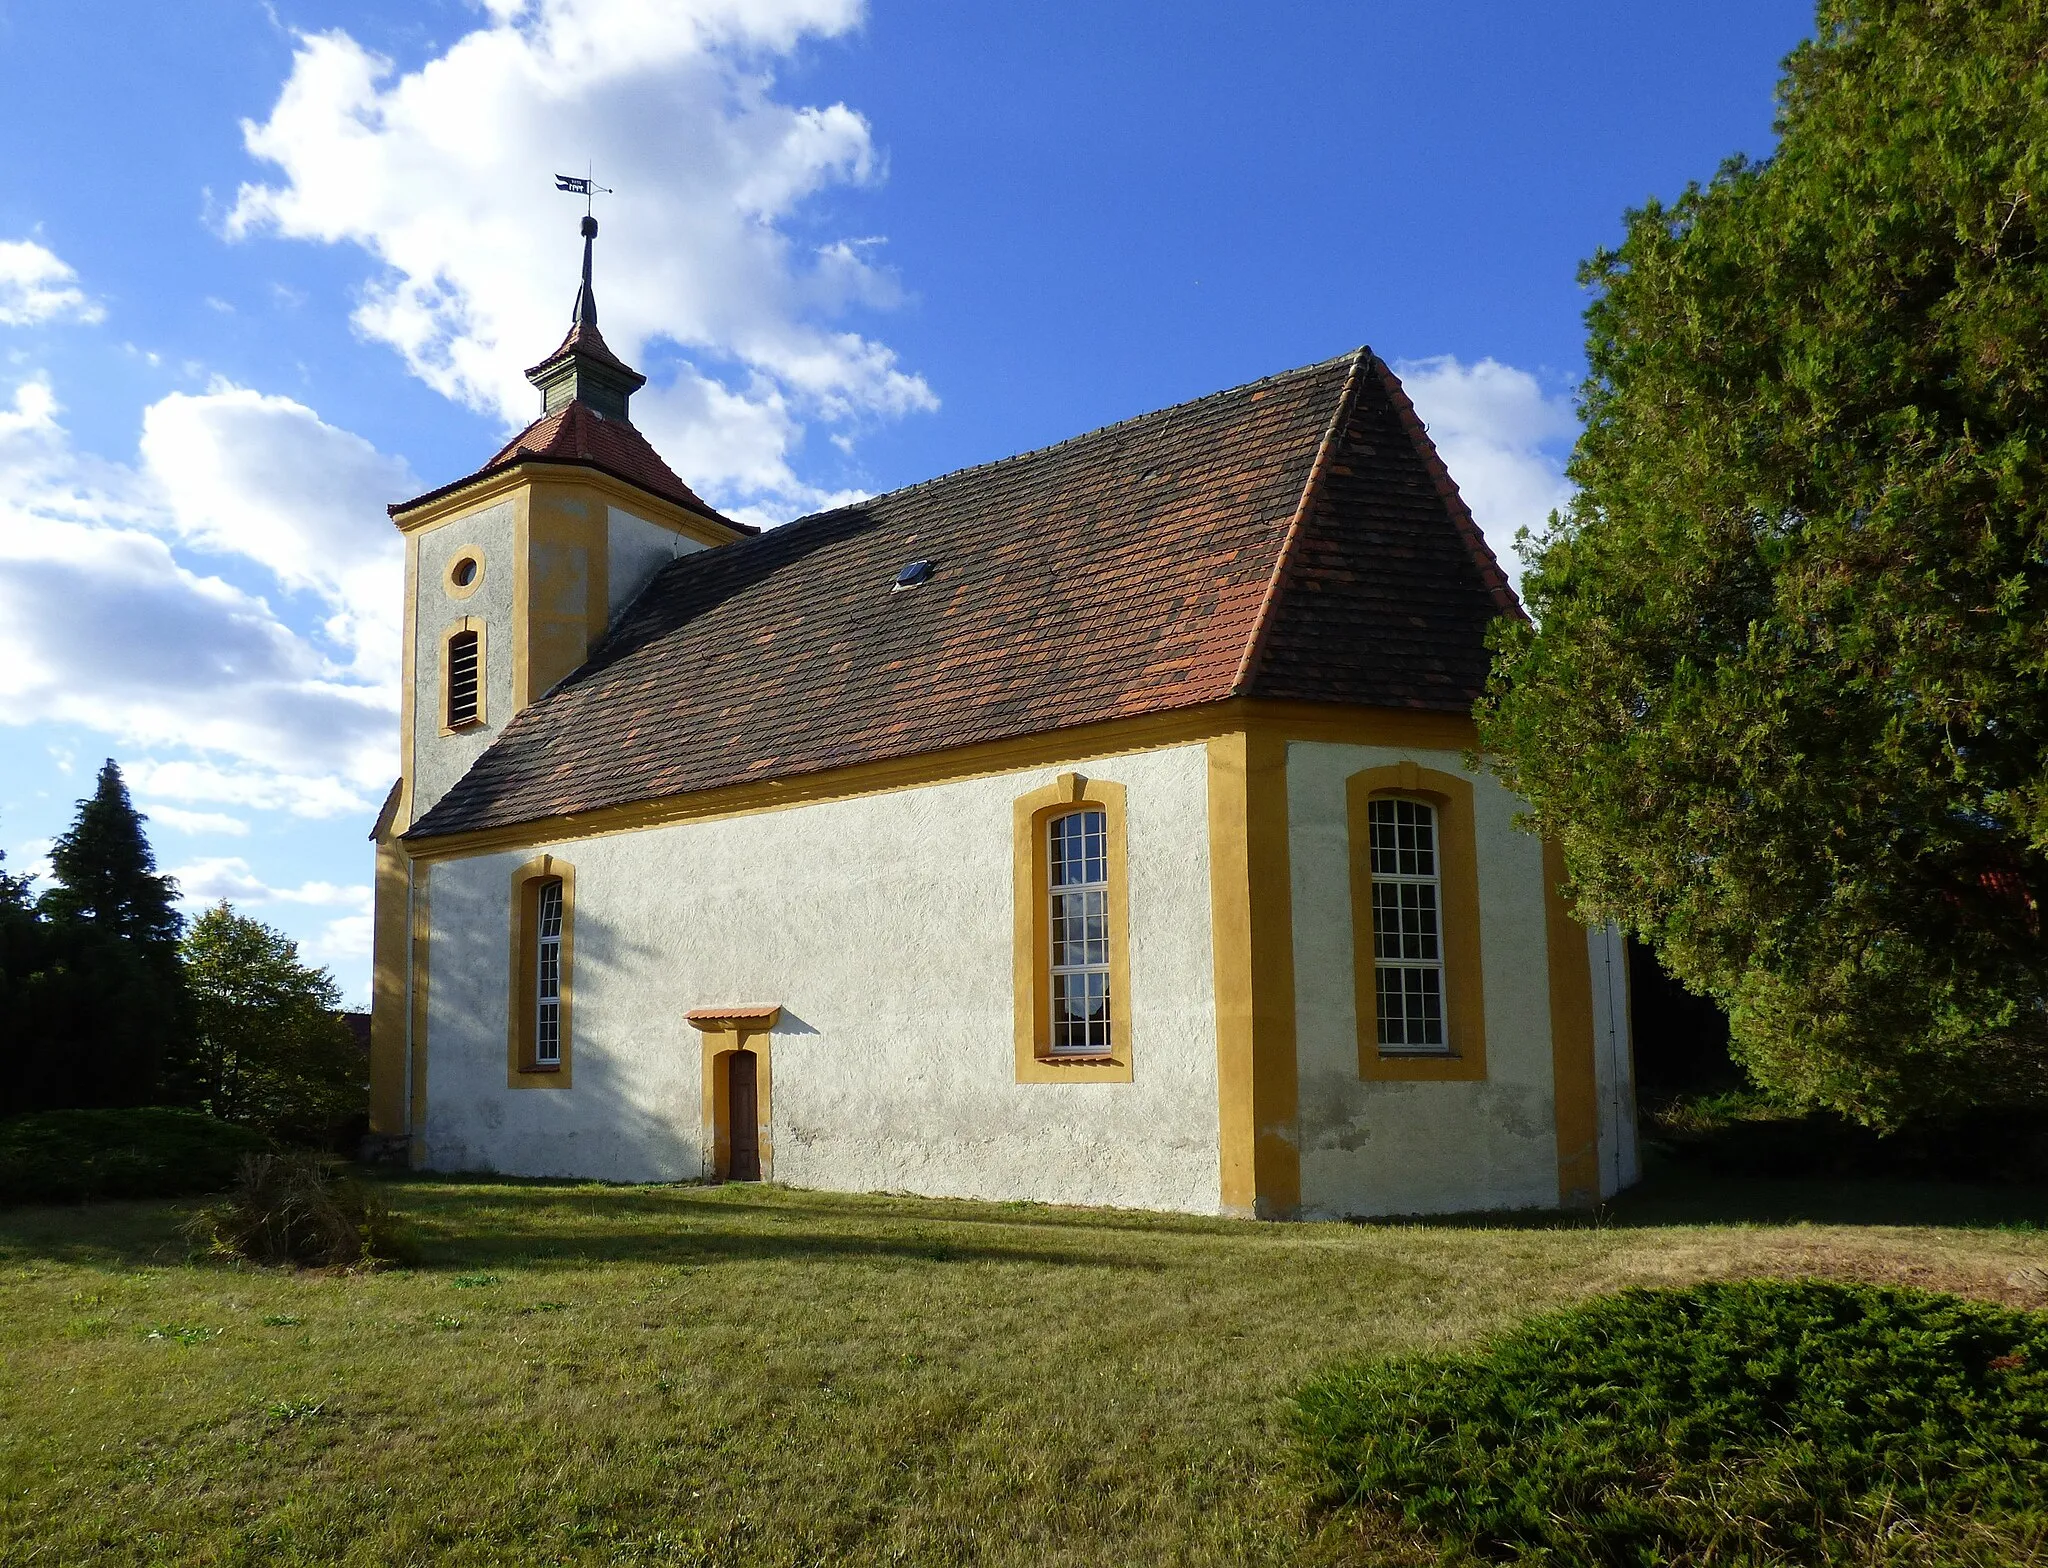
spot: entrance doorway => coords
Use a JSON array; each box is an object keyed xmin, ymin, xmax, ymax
[{"xmin": 727, "ymin": 1050, "xmax": 760, "ymax": 1181}]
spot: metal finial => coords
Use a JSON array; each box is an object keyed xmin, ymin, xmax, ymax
[{"xmin": 556, "ymin": 172, "xmax": 612, "ymax": 329}]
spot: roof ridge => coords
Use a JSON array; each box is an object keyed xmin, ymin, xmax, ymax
[
  {"xmin": 1229, "ymin": 347, "xmax": 1373, "ymax": 695},
  {"xmin": 778, "ymin": 350, "xmax": 1362, "ymax": 529}
]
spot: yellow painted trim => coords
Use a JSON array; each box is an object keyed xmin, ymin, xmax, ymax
[
  {"xmin": 438, "ymin": 616, "xmax": 488, "ymax": 735},
  {"xmin": 699, "ymin": 1025, "xmax": 773, "ymax": 1180},
  {"xmin": 1011, "ymin": 773, "xmax": 1133, "ymax": 1084},
  {"xmin": 1543, "ymin": 838, "xmax": 1601, "ymax": 1208},
  {"xmin": 392, "ymin": 458, "xmax": 744, "ymax": 548},
  {"xmin": 1243, "ymin": 701, "xmax": 1478, "ymax": 753},
  {"xmin": 443, "ymin": 545, "xmax": 486, "ymax": 601},
  {"xmin": 510, "ymin": 483, "xmax": 533, "ymax": 717},
  {"xmin": 407, "ymin": 698, "xmax": 1471, "ymax": 865},
  {"xmin": 1206, "ymin": 728, "xmax": 1300, "ymax": 1219},
  {"xmin": 1347, "ymin": 764, "xmax": 1488, "ymax": 1082},
  {"xmin": 407, "ymin": 861, "xmax": 432, "ymax": 1164},
  {"xmin": 506, "ymin": 855, "xmax": 574, "ymax": 1089},
  {"xmin": 521, "ymin": 475, "xmax": 610, "ymax": 707},
  {"xmin": 397, "ymin": 531, "xmax": 420, "ymax": 830},
  {"xmin": 368, "ymin": 827, "xmax": 410, "ymax": 1133}
]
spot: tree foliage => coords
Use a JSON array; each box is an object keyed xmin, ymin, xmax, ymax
[
  {"xmin": 2, "ymin": 762, "xmax": 188, "ymax": 1112},
  {"xmin": 179, "ymin": 903, "xmax": 364, "ymax": 1144},
  {"xmin": 1480, "ymin": 1, "xmax": 2048, "ymax": 1124}
]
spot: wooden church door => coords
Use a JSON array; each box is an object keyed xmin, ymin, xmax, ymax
[{"xmin": 727, "ymin": 1051, "xmax": 760, "ymax": 1181}]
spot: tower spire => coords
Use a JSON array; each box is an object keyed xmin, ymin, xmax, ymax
[
  {"xmin": 524, "ymin": 205, "xmax": 645, "ymax": 421},
  {"xmin": 572, "ymin": 214, "xmax": 598, "ymax": 328}
]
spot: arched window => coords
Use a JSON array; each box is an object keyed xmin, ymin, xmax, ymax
[
  {"xmin": 507, "ymin": 856, "xmax": 573, "ymax": 1086},
  {"xmin": 1012, "ymin": 773, "xmax": 1132, "ymax": 1082},
  {"xmin": 1048, "ymin": 807, "xmax": 1112, "ymax": 1054},
  {"xmin": 1367, "ymin": 797, "xmax": 1444, "ymax": 1050},
  {"xmin": 1345, "ymin": 763, "xmax": 1488, "ymax": 1082},
  {"xmin": 534, "ymin": 877, "xmax": 564, "ymax": 1066},
  {"xmin": 442, "ymin": 619, "xmax": 485, "ymax": 731}
]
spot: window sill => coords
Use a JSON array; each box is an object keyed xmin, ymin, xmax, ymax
[
  {"xmin": 1361, "ymin": 1048, "xmax": 1484, "ymax": 1084},
  {"xmin": 1017, "ymin": 1052, "xmax": 1132, "ymax": 1084}
]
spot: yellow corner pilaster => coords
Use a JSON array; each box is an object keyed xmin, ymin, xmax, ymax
[
  {"xmin": 1206, "ymin": 728, "xmax": 1300, "ymax": 1219},
  {"xmin": 1543, "ymin": 839, "xmax": 1601, "ymax": 1208}
]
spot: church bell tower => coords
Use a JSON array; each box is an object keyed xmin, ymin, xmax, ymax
[{"xmin": 367, "ymin": 212, "xmax": 747, "ymax": 1145}]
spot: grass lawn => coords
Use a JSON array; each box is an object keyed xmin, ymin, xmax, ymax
[{"xmin": 2, "ymin": 1174, "xmax": 2045, "ymax": 1566}]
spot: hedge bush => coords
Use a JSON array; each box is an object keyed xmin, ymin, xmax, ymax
[
  {"xmin": 1295, "ymin": 1281, "xmax": 2048, "ymax": 1566},
  {"xmin": 0, "ymin": 1107, "xmax": 268, "ymax": 1205}
]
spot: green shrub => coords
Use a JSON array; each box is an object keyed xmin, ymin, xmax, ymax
[
  {"xmin": 184, "ymin": 1150, "xmax": 415, "ymax": 1269},
  {"xmin": 1294, "ymin": 1282, "xmax": 2048, "ymax": 1566},
  {"xmin": 0, "ymin": 1107, "xmax": 268, "ymax": 1205}
]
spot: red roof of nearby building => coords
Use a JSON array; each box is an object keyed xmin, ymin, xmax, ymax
[{"xmin": 406, "ymin": 348, "xmax": 1520, "ymax": 840}]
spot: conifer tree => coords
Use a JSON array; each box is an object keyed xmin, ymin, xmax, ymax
[
  {"xmin": 40, "ymin": 760, "xmax": 182, "ymax": 946},
  {"xmin": 30, "ymin": 761, "xmax": 188, "ymax": 1108}
]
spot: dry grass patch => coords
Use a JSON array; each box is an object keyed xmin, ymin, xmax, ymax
[{"xmin": 0, "ymin": 1174, "xmax": 2041, "ymax": 1565}]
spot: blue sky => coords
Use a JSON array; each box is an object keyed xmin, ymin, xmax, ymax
[{"xmin": 0, "ymin": 0, "xmax": 1814, "ymax": 1003}]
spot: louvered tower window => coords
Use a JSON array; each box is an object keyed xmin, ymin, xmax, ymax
[
  {"xmin": 446, "ymin": 629, "xmax": 481, "ymax": 729},
  {"xmin": 1369, "ymin": 798, "xmax": 1448, "ymax": 1050}
]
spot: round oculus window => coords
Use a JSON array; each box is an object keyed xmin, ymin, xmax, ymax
[{"xmin": 450, "ymin": 556, "xmax": 479, "ymax": 588}]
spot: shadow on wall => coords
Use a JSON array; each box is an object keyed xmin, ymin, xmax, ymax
[{"xmin": 428, "ymin": 891, "xmax": 706, "ymax": 1182}]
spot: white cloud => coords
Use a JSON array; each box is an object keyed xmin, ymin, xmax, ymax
[
  {"xmin": 228, "ymin": 0, "xmax": 934, "ymax": 516},
  {"xmin": 0, "ymin": 376, "xmax": 400, "ymax": 817},
  {"xmin": 308, "ymin": 912, "xmax": 374, "ymax": 968},
  {"xmin": 140, "ymin": 382, "xmax": 411, "ymax": 685},
  {"xmin": 171, "ymin": 854, "xmax": 371, "ymax": 911},
  {"xmin": 140, "ymin": 805, "xmax": 251, "ymax": 837},
  {"xmin": 1394, "ymin": 356, "xmax": 1578, "ymax": 587},
  {"xmin": 0, "ymin": 239, "xmax": 105, "ymax": 327}
]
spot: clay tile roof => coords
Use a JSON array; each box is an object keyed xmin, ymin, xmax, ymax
[
  {"xmin": 406, "ymin": 348, "xmax": 1519, "ymax": 840},
  {"xmin": 389, "ymin": 401, "xmax": 746, "ymax": 528},
  {"xmin": 523, "ymin": 319, "xmax": 640, "ymax": 384}
]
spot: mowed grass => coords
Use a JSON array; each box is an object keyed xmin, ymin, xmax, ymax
[{"xmin": 2, "ymin": 1176, "xmax": 2046, "ymax": 1567}]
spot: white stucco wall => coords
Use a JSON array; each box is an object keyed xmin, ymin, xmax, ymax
[
  {"xmin": 606, "ymin": 506, "xmax": 703, "ymax": 620},
  {"xmin": 1288, "ymin": 742, "xmax": 1562, "ymax": 1217},
  {"xmin": 419, "ymin": 744, "xmax": 1224, "ymax": 1212},
  {"xmin": 412, "ymin": 502, "xmax": 517, "ymax": 819}
]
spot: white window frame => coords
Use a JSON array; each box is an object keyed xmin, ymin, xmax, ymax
[
  {"xmin": 535, "ymin": 878, "xmax": 564, "ymax": 1067},
  {"xmin": 1047, "ymin": 807, "xmax": 1113, "ymax": 1055},
  {"xmin": 1369, "ymin": 797, "xmax": 1448, "ymax": 1052}
]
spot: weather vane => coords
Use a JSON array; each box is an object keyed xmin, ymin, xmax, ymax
[{"xmin": 554, "ymin": 168, "xmax": 612, "ymax": 218}]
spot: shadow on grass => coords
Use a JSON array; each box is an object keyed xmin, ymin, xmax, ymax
[
  {"xmin": 1355, "ymin": 1168, "xmax": 2048, "ymax": 1234},
  {"xmin": 384, "ymin": 1170, "xmax": 1274, "ymax": 1243},
  {"xmin": 0, "ymin": 1180, "xmax": 1174, "ymax": 1275}
]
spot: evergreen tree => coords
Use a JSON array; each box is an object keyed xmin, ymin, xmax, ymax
[
  {"xmin": 40, "ymin": 760, "xmax": 182, "ymax": 945},
  {"xmin": 1479, "ymin": 1, "xmax": 2048, "ymax": 1125},
  {"xmin": 181, "ymin": 903, "xmax": 364, "ymax": 1143},
  {"xmin": 29, "ymin": 761, "xmax": 188, "ymax": 1109}
]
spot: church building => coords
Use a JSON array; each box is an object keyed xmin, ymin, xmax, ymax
[{"xmin": 367, "ymin": 219, "xmax": 1638, "ymax": 1219}]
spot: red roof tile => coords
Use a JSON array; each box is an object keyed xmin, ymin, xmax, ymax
[
  {"xmin": 389, "ymin": 401, "xmax": 744, "ymax": 529},
  {"xmin": 406, "ymin": 349, "xmax": 1518, "ymax": 839}
]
